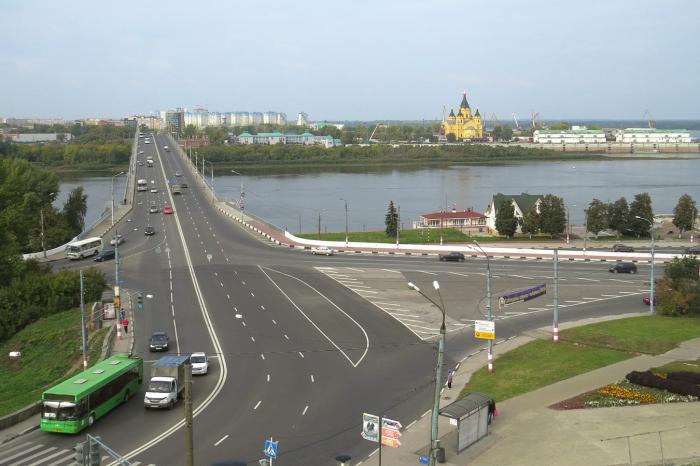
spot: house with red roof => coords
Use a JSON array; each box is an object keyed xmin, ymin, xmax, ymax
[{"xmin": 414, "ymin": 207, "xmax": 487, "ymax": 234}]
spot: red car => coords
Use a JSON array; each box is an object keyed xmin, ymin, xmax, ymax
[{"xmin": 163, "ymin": 205, "xmax": 174, "ymax": 215}]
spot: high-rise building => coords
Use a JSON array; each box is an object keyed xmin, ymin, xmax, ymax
[
  {"xmin": 296, "ymin": 112, "xmax": 309, "ymax": 126},
  {"xmin": 165, "ymin": 109, "xmax": 184, "ymax": 134}
]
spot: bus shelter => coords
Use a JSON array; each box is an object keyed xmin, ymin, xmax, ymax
[{"xmin": 439, "ymin": 392, "xmax": 491, "ymax": 453}]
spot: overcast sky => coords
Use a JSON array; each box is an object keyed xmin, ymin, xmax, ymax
[{"xmin": 2, "ymin": 0, "xmax": 699, "ymax": 121}]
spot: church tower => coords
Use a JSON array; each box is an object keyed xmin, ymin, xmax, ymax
[{"xmin": 441, "ymin": 91, "xmax": 485, "ymax": 140}]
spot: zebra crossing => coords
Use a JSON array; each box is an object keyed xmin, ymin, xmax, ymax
[{"xmin": 0, "ymin": 440, "xmax": 152, "ymax": 466}]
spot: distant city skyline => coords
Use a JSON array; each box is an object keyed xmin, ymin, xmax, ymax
[{"xmin": 2, "ymin": 0, "xmax": 699, "ymax": 120}]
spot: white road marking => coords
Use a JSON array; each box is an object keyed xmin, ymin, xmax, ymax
[
  {"xmin": 267, "ymin": 374, "xmax": 270, "ymax": 382},
  {"xmin": 254, "ymin": 401, "xmax": 261, "ymax": 410},
  {"xmin": 284, "ymin": 334, "xmax": 289, "ymax": 340},
  {"xmin": 260, "ymin": 305, "xmax": 265, "ymax": 310},
  {"xmin": 389, "ymin": 313, "xmax": 423, "ymax": 318},
  {"xmin": 299, "ymin": 351, "xmax": 305, "ymax": 358},
  {"xmin": 260, "ymin": 353, "xmax": 265, "ymax": 360},
  {"xmin": 272, "ymin": 319, "xmax": 277, "ymax": 325},
  {"xmin": 251, "ymin": 292, "xmax": 255, "ymax": 297},
  {"xmin": 510, "ymin": 274, "xmax": 533, "ymax": 280},
  {"xmin": 0, "ymin": 444, "xmax": 44, "ymax": 463},
  {"xmin": 214, "ymin": 434, "xmax": 229, "ymax": 446},
  {"xmin": 302, "ymin": 405, "xmax": 309, "ymax": 415},
  {"xmin": 609, "ymin": 278, "xmax": 634, "ymax": 283},
  {"xmin": 576, "ymin": 277, "xmax": 600, "ymax": 282},
  {"xmin": 242, "ymin": 321, "xmax": 246, "ymax": 327},
  {"xmin": 26, "ymin": 450, "xmax": 67, "ymax": 466},
  {"xmin": 310, "ymin": 374, "xmax": 315, "ymax": 382},
  {"xmin": 251, "ymin": 336, "xmax": 255, "ymax": 342},
  {"xmin": 9, "ymin": 446, "xmax": 57, "ymax": 465}
]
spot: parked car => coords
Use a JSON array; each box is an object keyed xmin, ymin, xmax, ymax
[
  {"xmin": 685, "ymin": 246, "xmax": 700, "ymax": 255},
  {"xmin": 642, "ymin": 295, "xmax": 657, "ymax": 305},
  {"xmin": 149, "ymin": 332, "xmax": 170, "ymax": 352},
  {"xmin": 612, "ymin": 244, "xmax": 634, "ymax": 252},
  {"xmin": 110, "ymin": 234, "xmax": 124, "ymax": 246},
  {"xmin": 163, "ymin": 205, "xmax": 174, "ymax": 215},
  {"xmin": 190, "ymin": 352, "xmax": 209, "ymax": 375},
  {"xmin": 94, "ymin": 249, "xmax": 116, "ymax": 262},
  {"xmin": 609, "ymin": 262, "xmax": 638, "ymax": 274},
  {"xmin": 144, "ymin": 225, "xmax": 156, "ymax": 236},
  {"xmin": 311, "ymin": 246, "xmax": 334, "ymax": 256},
  {"xmin": 439, "ymin": 252, "xmax": 466, "ymax": 262}
]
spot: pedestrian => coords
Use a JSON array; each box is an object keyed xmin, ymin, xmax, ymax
[
  {"xmin": 122, "ymin": 319, "xmax": 129, "ymax": 333},
  {"xmin": 447, "ymin": 369, "xmax": 454, "ymax": 389},
  {"xmin": 487, "ymin": 398, "xmax": 496, "ymax": 425}
]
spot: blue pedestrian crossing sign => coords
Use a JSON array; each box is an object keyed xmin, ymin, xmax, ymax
[{"xmin": 264, "ymin": 438, "xmax": 279, "ymax": 459}]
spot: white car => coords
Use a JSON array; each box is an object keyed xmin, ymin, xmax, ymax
[
  {"xmin": 150, "ymin": 188, "xmax": 158, "ymax": 193},
  {"xmin": 190, "ymin": 352, "xmax": 209, "ymax": 375},
  {"xmin": 311, "ymin": 246, "xmax": 334, "ymax": 256},
  {"xmin": 110, "ymin": 235, "xmax": 124, "ymax": 246}
]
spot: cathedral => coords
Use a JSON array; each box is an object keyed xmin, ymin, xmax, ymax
[{"xmin": 441, "ymin": 92, "xmax": 485, "ymax": 140}]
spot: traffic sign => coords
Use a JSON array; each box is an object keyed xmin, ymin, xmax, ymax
[
  {"xmin": 382, "ymin": 418, "xmax": 402, "ymax": 430},
  {"xmin": 381, "ymin": 437, "xmax": 401, "ymax": 448},
  {"xmin": 474, "ymin": 320, "xmax": 495, "ymax": 340},
  {"xmin": 382, "ymin": 427, "xmax": 401, "ymax": 439},
  {"xmin": 361, "ymin": 413, "xmax": 380, "ymax": 443},
  {"xmin": 263, "ymin": 438, "xmax": 278, "ymax": 459}
]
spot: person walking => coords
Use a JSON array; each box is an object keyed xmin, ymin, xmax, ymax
[
  {"xmin": 447, "ymin": 369, "xmax": 454, "ymax": 389},
  {"xmin": 487, "ymin": 398, "xmax": 496, "ymax": 425},
  {"xmin": 122, "ymin": 318, "xmax": 129, "ymax": 333}
]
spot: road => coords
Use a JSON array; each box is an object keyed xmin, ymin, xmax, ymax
[{"xmin": 0, "ymin": 134, "xmax": 658, "ymax": 466}]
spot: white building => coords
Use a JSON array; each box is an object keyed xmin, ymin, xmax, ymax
[
  {"xmin": 533, "ymin": 127, "xmax": 606, "ymax": 144},
  {"xmin": 237, "ymin": 131, "xmax": 340, "ymax": 148},
  {"xmin": 615, "ymin": 128, "xmax": 691, "ymax": 143},
  {"xmin": 296, "ymin": 112, "xmax": 309, "ymax": 126}
]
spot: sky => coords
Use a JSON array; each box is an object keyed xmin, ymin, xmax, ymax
[{"xmin": 2, "ymin": 0, "xmax": 699, "ymax": 121}]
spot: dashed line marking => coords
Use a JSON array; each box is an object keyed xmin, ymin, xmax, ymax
[
  {"xmin": 298, "ymin": 351, "xmax": 305, "ymax": 358},
  {"xmin": 310, "ymin": 374, "xmax": 315, "ymax": 383},
  {"xmin": 260, "ymin": 353, "xmax": 265, "ymax": 360},
  {"xmin": 267, "ymin": 374, "xmax": 270, "ymax": 382},
  {"xmin": 272, "ymin": 319, "xmax": 277, "ymax": 325},
  {"xmin": 214, "ymin": 434, "xmax": 229, "ymax": 446},
  {"xmin": 284, "ymin": 334, "xmax": 289, "ymax": 340},
  {"xmin": 254, "ymin": 401, "xmax": 261, "ymax": 410},
  {"xmin": 251, "ymin": 336, "xmax": 256, "ymax": 342},
  {"xmin": 302, "ymin": 405, "xmax": 309, "ymax": 415}
]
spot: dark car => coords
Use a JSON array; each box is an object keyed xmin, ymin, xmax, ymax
[
  {"xmin": 439, "ymin": 252, "xmax": 466, "ymax": 262},
  {"xmin": 685, "ymin": 246, "xmax": 700, "ymax": 255},
  {"xmin": 144, "ymin": 225, "xmax": 156, "ymax": 236},
  {"xmin": 612, "ymin": 244, "xmax": 634, "ymax": 252},
  {"xmin": 180, "ymin": 182, "xmax": 188, "ymax": 188},
  {"xmin": 609, "ymin": 262, "xmax": 638, "ymax": 274},
  {"xmin": 94, "ymin": 249, "xmax": 115, "ymax": 262},
  {"xmin": 149, "ymin": 331, "xmax": 170, "ymax": 352}
]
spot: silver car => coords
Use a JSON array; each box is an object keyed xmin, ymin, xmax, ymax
[{"xmin": 190, "ymin": 352, "xmax": 209, "ymax": 375}]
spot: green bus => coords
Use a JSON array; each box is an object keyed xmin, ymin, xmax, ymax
[{"xmin": 40, "ymin": 354, "xmax": 143, "ymax": 434}]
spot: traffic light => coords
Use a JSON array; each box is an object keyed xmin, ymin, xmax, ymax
[
  {"xmin": 89, "ymin": 436, "xmax": 101, "ymax": 466},
  {"xmin": 136, "ymin": 294, "xmax": 144, "ymax": 310},
  {"xmin": 73, "ymin": 441, "xmax": 87, "ymax": 465}
]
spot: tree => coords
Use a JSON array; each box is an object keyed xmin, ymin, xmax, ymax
[
  {"xmin": 538, "ymin": 195, "xmax": 566, "ymax": 237},
  {"xmin": 491, "ymin": 126, "xmax": 503, "ymax": 141},
  {"xmin": 520, "ymin": 204, "xmax": 540, "ymax": 238},
  {"xmin": 672, "ymin": 194, "xmax": 697, "ymax": 238},
  {"xmin": 63, "ymin": 187, "xmax": 88, "ymax": 236},
  {"xmin": 183, "ymin": 124, "xmax": 198, "ymax": 138},
  {"xmin": 495, "ymin": 200, "xmax": 518, "ymax": 238},
  {"xmin": 655, "ymin": 256, "xmax": 700, "ymax": 316},
  {"xmin": 608, "ymin": 197, "xmax": 630, "ymax": 237},
  {"xmin": 385, "ymin": 201, "xmax": 398, "ymax": 237},
  {"xmin": 628, "ymin": 192, "xmax": 654, "ymax": 237},
  {"xmin": 446, "ymin": 133, "xmax": 456, "ymax": 143},
  {"xmin": 585, "ymin": 199, "xmax": 608, "ymax": 237},
  {"xmin": 501, "ymin": 126, "xmax": 513, "ymax": 141}
]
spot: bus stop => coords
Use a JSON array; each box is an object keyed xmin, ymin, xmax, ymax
[{"xmin": 439, "ymin": 392, "xmax": 491, "ymax": 453}]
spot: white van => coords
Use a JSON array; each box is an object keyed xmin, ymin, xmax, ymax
[{"xmin": 66, "ymin": 237, "xmax": 103, "ymax": 260}]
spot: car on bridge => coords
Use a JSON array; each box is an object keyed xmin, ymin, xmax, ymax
[
  {"xmin": 439, "ymin": 252, "xmax": 466, "ymax": 262},
  {"xmin": 149, "ymin": 332, "xmax": 170, "ymax": 352},
  {"xmin": 163, "ymin": 205, "xmax": 173, "ymax": 215},
  {"xmin": 609, "ymin": 262, "xmax": 637, "ymax": 274},
  {"xmin": 612, "ymin": 244, "xmax": 634, "ymax": 252},
  {"xmin": 149, "ymin": 204, "xmax": 159, "ymax": 214},
  {"xmin": 110, "ymin": 234, "xmax": 124, "ymax": 246},
  {"xmin": 311, "ymin": 246, "xmax": 334, "ymax": 256},
  {"xmin": 190, "ymin": 352, "xmax": 209, "ymax": 375},
  {"xmin": 94, "ymin": 249, "xmax": 115, "ymax": 262},
  {"xmin": 151, "ymin": 188, "xmax": 158, "ymax": 193},
  {"xmin": 144, "ymin": 225, "xmax": 156, "ymax": 236}
]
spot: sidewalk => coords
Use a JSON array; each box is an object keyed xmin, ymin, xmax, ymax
[{"xmin": 360, "ymin": 318, "xmax": 700, "ymax": 466}]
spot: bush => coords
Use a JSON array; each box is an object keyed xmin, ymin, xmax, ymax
[
  {"xmin": 666, "ymin": 371, "xmax": 700, "ymax": 385},
  {"xmin": 627, "ymin": 370, "xmax": 700, "ymax": 397}
]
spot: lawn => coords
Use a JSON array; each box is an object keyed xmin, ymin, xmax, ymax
[
  {"xmin": 459, "ymin": 315, "xmax": 700, "ymax": 403},
  {"xmin": 0, "ymin": 308, "xmax": 111, "ymax": 417},
  {"xmin": 297, "ymin": 229, "xmax": 555, "ymax": 245}
]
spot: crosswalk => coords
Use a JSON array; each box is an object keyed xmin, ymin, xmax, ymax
[{"xmin": 0, "ymin": 441, "xmax": 152, "ymax": 466}]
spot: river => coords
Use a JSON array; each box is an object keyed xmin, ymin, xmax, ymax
[{"xmin": 59, "ymin": 157, "xmax": 700, "ymax": 234}]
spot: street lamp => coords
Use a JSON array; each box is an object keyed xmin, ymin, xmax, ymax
[
  {"xmin": 408, "ymin": 280, "xmax": 446, "ymax": 466},
  {"xmin": 472, "ymin": 241, "xmax": 494, "ymax": 373},
  {"xmin": 340, "ymin": 198, "xmax": 349, "ymax": 246},
  {"xmin": 201, "ymin": 159, "xmax": 214, "ymax": 202},
  {"xmin": 231, "ymin": 170, "xmax": 245, "ymax": 211},
  {"xmin": 111, "ymin": 171, "xmax": 126, "ymax": 226},
  {"xmin": 565, "ymin": 204, "xmax": 576, "ymax": 245},
  {"xmin": 635, "ymin": 215, "xmax": 655, "ymax": 314},
  {"xmin": 41, "ymin": 192, "xmax": 56, "ymax": 258}
]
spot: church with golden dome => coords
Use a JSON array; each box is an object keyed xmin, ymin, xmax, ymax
[{"xmin": 441, "ymin": 92, "xmax": 485, "ymax": 140}]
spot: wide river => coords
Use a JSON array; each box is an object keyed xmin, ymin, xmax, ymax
[{"xmin": 60, "ymin": 157, "xmax": 700, "ymax": 234}]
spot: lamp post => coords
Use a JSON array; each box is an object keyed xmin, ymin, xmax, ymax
[
  {"xmin": 40, "ymin": 192, "xmax": 56, "ymax": 258},
  {"xmin": 565, "ymin": 204, "xmax": 575, "ymax": 245},
  {"xmin": 635, "ymin": 215, "xmax": 655, "ymax": 314},
  {"xmin": 111, "ymin": 171, "xmax": 126, "ymax": 227},
  {"xmin": 231, "ymin": 170, "xmax": 245, "ymax": 211},
  {"xmin": 340, "ymin": 198, "xmax": 349, "ymax": 246},
  {"xmin": 408, "ymin": 280, "xmax": 446, "ymax": 466},
  {"xmin": 473, "ymin": 241, "xmax": 494, "ymax": 373},
  {"xmin": 202, "ymin": 160, "xmax": 214, "ymax": 201}
]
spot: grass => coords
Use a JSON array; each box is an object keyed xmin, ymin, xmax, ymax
[
  {"xmin": 297, "ymin": 229, "xmax": 556, "ymax": 244},
  {"xmin": 0, "ymin": 308, "xmax": 111, "ymax": 417},
  {"xmin": 459, "ymin": 315, "xmax": 700, "ymax": 403},
  {"xmin": 651, "ymin": 358, "xmax": 700, "ymax": 375}
]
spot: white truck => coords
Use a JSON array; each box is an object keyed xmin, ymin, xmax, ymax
[{"xmin": 143, "ymin": 355, "xmax": 190, "ymax": 409}]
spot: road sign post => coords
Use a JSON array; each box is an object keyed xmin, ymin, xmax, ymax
[
  {"xmin": 263, "ymin": 438, "xmax": 279, "ymax": 465},
  {"xmin": 474, "ymin": 320, "xmax": 495, "ymax": 340}
]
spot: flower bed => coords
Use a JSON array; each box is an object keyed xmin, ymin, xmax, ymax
[{"xmin": 552, "ymin": 380, "xmax": 699, "ymax": 410}]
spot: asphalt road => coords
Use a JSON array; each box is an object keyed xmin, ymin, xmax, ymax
[{"xmin": 0, "ymin": 134, "xmax": 659, "ymax": 466}]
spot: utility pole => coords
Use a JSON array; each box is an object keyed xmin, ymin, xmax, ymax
[
  {"xmin": 80, "ymin": 270, "xmax": 88, "ymax": 371},
  {"xmin": 318, "ymin": 211, "xmax": 322, "ymax": 240},
  {"xmin": 184, "ymin": 362, "xmax": 194, "ymax": 466},
  {"xmin": 553, "ymin": 249, "xmax": 559, "ymax": 343},
  {"xmin": 40, "ymin": 208, "xmax": 46, "ymax": 258},
  {"xmin": 395, "ymin": 205, "xmax": 400, "ymax": 246}
]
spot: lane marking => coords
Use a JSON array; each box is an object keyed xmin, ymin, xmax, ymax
[
  {"xmin": 254, "ymin": 401, "xmax": 261, "ymax": 410},
  {"xmin": 267, "ymin": 374, "xmax": 270, "ymax": 382},
  {"xmin": 284, "ymin": 334, "xmax": 289, "ymax": 340},
  {"xmin": 310, "ymin": 374, "xmax": 315, "ymax": 382},
  {"xmin": 260, "ymin": 354, "xmax": 265, "ymax": 360},
  {"xmin": 302, "ymin": 405, "xmax": 309, "ymax": 415},
  {"xmin": 214, "ymin": 435, "xmax": 229, "ymax": 447},
  {"xmin": 298, "ymin": 351, "xmax": 305, "ymax": 358}
]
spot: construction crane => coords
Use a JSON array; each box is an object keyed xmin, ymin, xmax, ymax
[
  {"xmin": 368, "ymin": 123, "xmax": 388, "ymax": 143},
  {"xmin": 531, "ymin": 112, "xmax": 541, "ymax": 128},
  {"xmin": 488, "ymin": 113, "xmax": 499, "ymax": 130},
  {"xmin": 643, "ymin": 110, "xmax": 656, "ymax": 129},
  {"xmin": 512, "ymin": 113, "xmax": 521, "ymax": 130}
]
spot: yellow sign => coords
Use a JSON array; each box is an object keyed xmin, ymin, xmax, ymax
[
  {"xmin": 474, "ymin": 320, "xmax": 495, "ymax": 340},
  {"xmin": 113, "ymin": 296, "xmax": 121, "ymax": 308}
]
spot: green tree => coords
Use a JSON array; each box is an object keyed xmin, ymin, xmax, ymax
[
  {"xmin": 446, "ymin": 133, "xmax": 456, "ymax": 143},
  {"xmin": 63, "ymin": 187, "xmax": 88, "ymax": 236},
  {"xmin": 672, "ymin": 194, "xmax": 697, "ymax": 238},
  {"xmin": 628, "ymin": 192, "xmax": 654, "ymax": 237},
  {"xmin": 538, "ymin": 195, "xmax": 567, "ymax": 237},
  {"xmin": 656, "ymin": 256, "xmax": 700, "ymax": 316},
  {"xmin": 608, "ymin": 197, "xmax": 630, "ymax": 237},
  {"xmin": 585, "ymin": 199, "xmax": 608, "ymax": 237},
  {"xmin": 385, "ymin": 201, "xmax": 398, "ymax": 237},
  {"xmin": 491, "ymin": 126, "xmax": 503, "ymax": 141},
  {"xmin": 495, "ymin": 200, "xmax": 518, "ymax": 238},
  {"xmin": 183, "ymin": 124, "xmax": 198, "ymax": 138},
  {"xmin": 520, "ymin": 203, "xmax": 540, "ymax": 238},
  {"xmin": 501, "ymin": 126, "xmax": 513, "ymax": 141}
]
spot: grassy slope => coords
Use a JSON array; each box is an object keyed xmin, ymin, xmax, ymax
[{"xmin": 297, "ymin": 229, "xmax": 555, "ymax": 244}]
